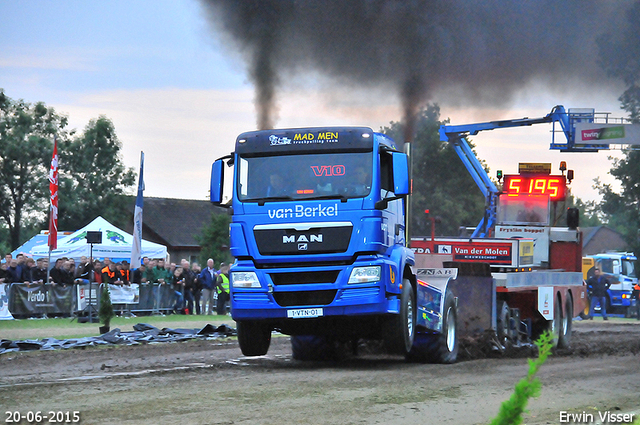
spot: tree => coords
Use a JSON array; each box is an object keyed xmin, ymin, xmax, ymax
[
  {"xmin": 57, "ymin": 117, "xmax": 135, "ymax": 231},
  {"xmin": 197, "ymin": 212, "xmax": 234, "ymax": 266},
  {"xmin": 596, "ymin": 2, "xmax": 640, "ymax": 253},
  {"xmin": 0, "ymin": 91, "xmax": 135, "ymax": 251},
  {"xmin": 381, "ymin": 104, "xmax": 486, "ymax": 236},
  {"xmin": 0, "ymin": 90, "xmax": 69, "ymax": 249}
]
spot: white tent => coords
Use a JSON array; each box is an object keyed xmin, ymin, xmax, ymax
[{"xmin": 30, "ymin": 216, "xmax": 167, "ymax": 264}]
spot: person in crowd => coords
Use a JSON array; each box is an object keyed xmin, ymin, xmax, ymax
[
  {"xmin": 33, "ymin": 258, "xmax": 48, "ymax": 283},
  {"xmin": 92, "ymin": 259, "xmax": 103, "ymax": 284},
  {"xmin": 179, "ymin": 259, "xmax": 196, "ymax": 314},
  {"xmin": 150, "ymin": 259, "xmax": 169, "ymax": 284},
  {"xmin": 6, "ymin": 258, "xmax": 23, "ymax": 283},
  {"xmin": 49, "ymin": 258, "xmax": 72, "ymax": 286},
  {"xmin": 0, "ymin": 261, "xmax": 6, "ymax": 283},
  {"xmin": 131, "ymin": 264, "xmax": 148, "ymax": 284},
  {"xmin": 102, "ymin": 261, "xmax": 124, "ymax": 285},
  {"xmin": 75, "ymin": 256, "xmax": 94, "ymax": 284},
  {"xmin": 15, "ymin": 253, "xmax": 26, "ymax": 278},
  {"xmin": 119, "ymin": 261, "xmax": 131, "ymax": 285},
  {"xmin": 191, "ymin": 262, "xmax": 202, "ymax": 315},
  {"xmin": 4, "ymin": 253, "xmax": 11, "ymax": 265},
  {"xmin": 587, "ymin": 268, "xmax": 612, "ymax": 320},
  {"xmin": 215, "ymin": 262, "xmax": 231, "ymax": 315},
  {"xmin": 21, "ymin": 257, "xmax": 37, "ymax": 285},
  {"xmin": 632, "ymin": 281, "xmax": 640, "ymax": 321},
  {"xmin": 171, "ymin": 265, "xmax": 185, "ymax": 314},
  {"xmin": 199, "ymin": 259, "xmax": 218, "ymax": 315}
]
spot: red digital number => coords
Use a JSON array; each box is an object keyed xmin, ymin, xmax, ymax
[{"xmin": 504, "ymin": 175, "xmax": 566, "ymax": 200}]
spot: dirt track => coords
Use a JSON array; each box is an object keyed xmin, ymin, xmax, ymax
[{"xmin": 1, "ymin": 319, "xmax": 639, "ymax": 425}]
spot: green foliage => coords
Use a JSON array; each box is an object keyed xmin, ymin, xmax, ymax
[
  {"xmin": 57, "ymin": 117, "xmax": 135, "ymax": 231},
  {"xmin": 381, "ymin": 104, "xmax": 486, "ymax": 236},
  {"xmin": 488, "ymin": 331, "xmax": 554, "ymax": 425},
  {"xmin": 0, "ymin": 90, "xmax": 69, "ymax": 248},
  {"xmin": 196, "ymin": 212, "xmax": 233, "ymax": 266},
  {"xmin": 98, "ymin": 284, "xmax": 115, "ymax": 328},
  {"xmin": 570, "ymin": 196, "xmax": 603, "ymax": 228},
  {"xmin": 0, "ymin": 91, "xmax": 135, "ymax": 250}
]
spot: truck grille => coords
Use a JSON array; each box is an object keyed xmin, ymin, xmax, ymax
[
  {"xmin": 273, "ymin": 290, "xmax": 337, "ymax": 307},
  {"xmin": 269, "ymin": 270, "xmax": 340, "ymax": 285},
  {"xmin": 254, "ymin": 224, "xmax": 352, "ymax": 255}
]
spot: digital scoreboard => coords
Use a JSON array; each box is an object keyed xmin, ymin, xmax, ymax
[{"xmin": 503, "ymin": 175, "xmax": 567, "ymax": 201}]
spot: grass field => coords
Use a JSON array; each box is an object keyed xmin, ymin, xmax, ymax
[{"xmin": 0, "ymin": 314, "xmax": 235, "ymax": 341}]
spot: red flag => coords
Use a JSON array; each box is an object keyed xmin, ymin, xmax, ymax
[{"xmin": 48, "ymin": 138, "xmax": 59, "ymax": 250}]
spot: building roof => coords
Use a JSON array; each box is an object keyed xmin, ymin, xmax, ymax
[
  {"xmin": 581, "ymin": 226, "xmax": 629, "ymax": 255},
  {"xmin": 127, "ymin": 197, "xmax": 226, "ymax": 249}
]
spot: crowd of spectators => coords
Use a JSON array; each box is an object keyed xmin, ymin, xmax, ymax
[{"xmin": 1, "ymin": 253, "xmax": 231, "ymax": 316}]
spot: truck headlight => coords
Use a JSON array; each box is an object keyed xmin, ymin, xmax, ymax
[
  {"xmin": 232, "ymin": 271, "xmax": 261, "ymax": 288},
  {"xmin": 348, "ymin": 266, "xmax": 381, "ymax": 284}
]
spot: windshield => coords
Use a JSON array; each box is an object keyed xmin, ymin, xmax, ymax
[
  {"xmin": 237, "ymin": 152, "xmax": 373, "ymax": 202},
  {"xmin": 622, "ymin": 259, "xmax": 636, "ymax": 278}
]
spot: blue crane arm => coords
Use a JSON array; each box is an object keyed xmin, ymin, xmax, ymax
[{"xmin": 438, "ymin": 105, "xmax": 571, "ymax": 238}]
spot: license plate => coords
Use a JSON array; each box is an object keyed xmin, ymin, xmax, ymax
[{"xmin": 287, "ymin": 308, "xmax": 323, "ymax": 319}]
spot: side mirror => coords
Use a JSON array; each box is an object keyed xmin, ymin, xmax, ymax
[
  {"xmin": 210, "ymin": 155, "xmax": 233, "ymax": 206},
  {"xmin": 392, "ymin": 152, "xmax": 410, "ymax": 196},
  {"xmin": 210, "ymin": 160, "xmax": 224, "ymax": 204}
]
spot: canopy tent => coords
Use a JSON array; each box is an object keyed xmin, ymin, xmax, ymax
[
  {"xmin": 9, "ymin": 231, "xmax": 73, "ymax": 261},
  {"xmin": 29, "ymin": 216, "xmax": 167, "ymax": 264}
]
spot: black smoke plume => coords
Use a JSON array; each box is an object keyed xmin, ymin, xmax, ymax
[{"xmin": 200, "ymin": 0, "xmax": 635, "ymax": 139}]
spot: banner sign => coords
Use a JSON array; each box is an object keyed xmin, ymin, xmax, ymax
[
  {"xmin": 108, "ymin": 284, "xmax": 140, "ymax": 304},
  {"xmin": 574, "ymin": 122, "xmax": 640, "ymax": 145},
  {"xmin": 411, "ymin": 238, "xmax": 533, "ymax": 267},
  {"xmin": 76, "ymin": 283, "xmax": 99, "ymax": 311},
  {"xmin": 9, "ymin": 283, "xmax": 74, "ymax": 316}
]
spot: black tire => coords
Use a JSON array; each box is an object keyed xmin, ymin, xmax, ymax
[
  {"xmin": 547, "ymin": 295, "xmax": 562, "ymax": 348},
  {"xmin": 558, "ymin": 295, "xmax": 572, "ymax": 349},
  {"xmin": 237, "ymin": 321, "xmax": 271, "ymax": 356},
  {"xmin": 406, "ymin": 289, "xmax": 458, "ymax": 364},
  {"xmin": 291, "ymin": 335, "xmax": 335, "ymax": 361},
  {"xmin": 383, "ymin": 278, "xmax": 416, "ymax": 355},
  {"xmin": 496, "ymin": 300, "xmax": 510, "ymax": 348}
]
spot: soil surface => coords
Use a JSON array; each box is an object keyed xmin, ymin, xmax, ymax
[{"xmin": 1, "ymin": 318, "xmax": 640, "ymax": 425}]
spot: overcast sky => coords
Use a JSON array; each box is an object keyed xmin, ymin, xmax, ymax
[{"xmin": 0, "ymin": 0, "xmax": 630, "ymax": 205}]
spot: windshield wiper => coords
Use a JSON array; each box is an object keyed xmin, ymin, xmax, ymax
[{"xmin": 256, "ymin": 196, "xmax": 295, "ymax": 205}]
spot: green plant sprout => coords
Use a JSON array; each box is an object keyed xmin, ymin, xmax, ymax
[{"xmin": 488, "ymin": 331, "xmax": 554, "ymax": 425}]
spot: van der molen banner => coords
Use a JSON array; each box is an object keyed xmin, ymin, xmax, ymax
[{"xmin": 574, "ymin": 123, "xmax": 640, "ymax": 145}]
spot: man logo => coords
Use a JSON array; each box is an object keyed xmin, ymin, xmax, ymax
[
  {"xmin": 283, "ymin": 234, "xmax": 323, "ymax": 244},
  {"xmin": 298, "ymin": 243, "xmax": 308, "ymax": 251}
]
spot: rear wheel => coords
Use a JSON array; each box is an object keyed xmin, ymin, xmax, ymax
[
  {"xmin": 496, "ymin": 300, "xmax": 510, "ymax": 348},
  {"xmin": 383, "ymin": 278, "xmax": 416, "ymax": 355},
  {"xmin": 547, "ymin": 295, "xmax": 562, "ymax": 348},
  {"xmin": 558, "ymin": 295, "xmax": 572, "ymax": 349},
  {"xmin": 406, "ymin": 289, "xmax": 458, "ymax": 363},
  {"xmin": 237, "ymin": 321, "xmax": 271, "ymax": 356}
]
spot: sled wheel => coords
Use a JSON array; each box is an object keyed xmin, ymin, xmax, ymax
[
  {"xmin": 496, "ymin": 300, "xmax": 511, "ymax": 348},
  {"xmin": 558, "ymin": 295, "xmax": 573, "ymax": 349}
]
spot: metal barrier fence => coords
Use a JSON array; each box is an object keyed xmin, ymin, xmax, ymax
[{"xmin": 5, "ymin": 282, "xmax": 180, "ymax": 318}]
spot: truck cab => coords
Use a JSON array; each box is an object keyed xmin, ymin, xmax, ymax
[{"xmin": 210, "ymin": 127, "xmax": 418, "ymax": 357}]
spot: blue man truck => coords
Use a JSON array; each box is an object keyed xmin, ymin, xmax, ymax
[
  {"xmin": 210, "ymin": 128, "xmax": 433, "ymax": 359},
  {"xmin": 583, "ymin": 252, "xmax": 638, "ymax": 317},
  {"xmin": 210, "ymin": 112, "xmax": 595, "ymax": 362}
]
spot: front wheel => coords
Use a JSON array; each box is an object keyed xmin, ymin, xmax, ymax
[
  {"xmin": 383, "ymin": 278, "xmax": 416, "ymax": 355},
  {"xmin": 237, "ymin": 321, "xmax": 272, "ymax": 356}
]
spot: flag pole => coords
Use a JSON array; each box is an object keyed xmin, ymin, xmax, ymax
[
  {"xmin": 130, "ymin": 151, "xmax": 145, "ymax": 268},
  {"xmin": 47, "ymin": 136, "xmax": 59, "ymax": 284}
]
